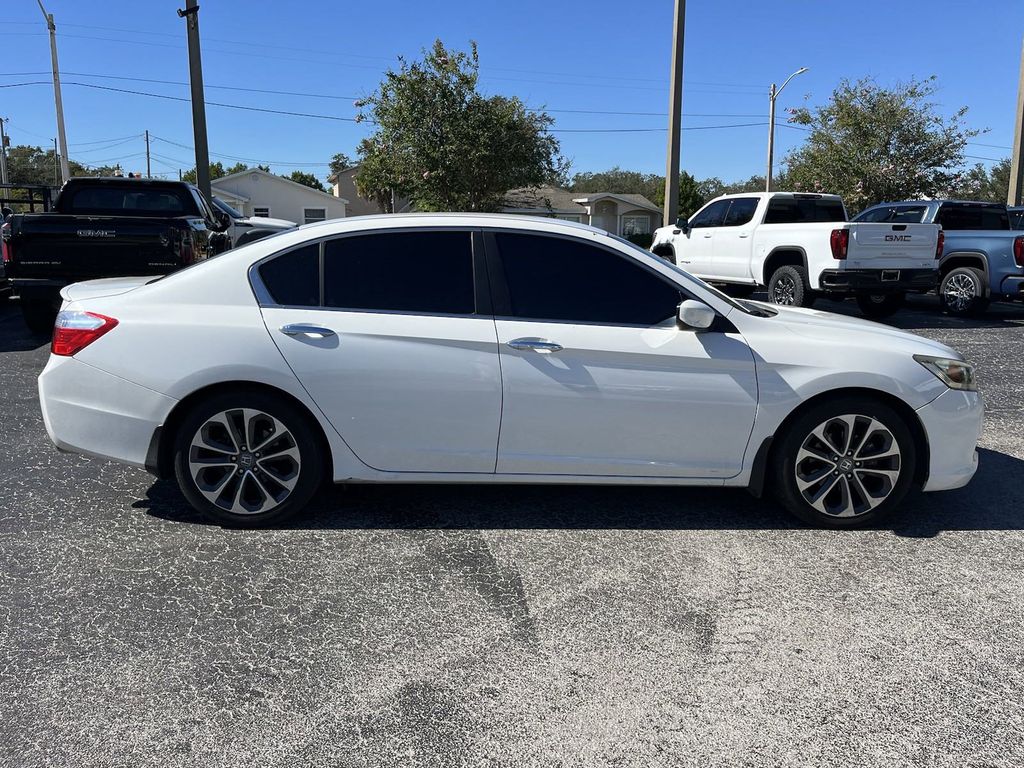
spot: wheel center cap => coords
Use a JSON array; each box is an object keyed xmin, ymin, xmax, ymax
[
  {"xmin": 838, "ymin": 458, "xmax": 854, "ymax": 473},
  {"xmin": 238, "ymin": 453, "xmax": 255, "ymax": 468}
]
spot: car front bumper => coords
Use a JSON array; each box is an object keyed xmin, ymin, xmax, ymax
[
  {"xmin": 38, "ymin": 354, "xmax": 178, "ymax": 468},
  {"xmin": 818, "ymin": 268, "xmax": 938, "ymax": 294},
  {"xmin": 916, "ymin": 388, "xmax": 984, "ymax": 492}
]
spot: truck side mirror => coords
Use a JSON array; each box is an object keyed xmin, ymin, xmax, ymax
[{"xmin": 675, "ymin": 216, "xmax": 689, "ymax": 233}]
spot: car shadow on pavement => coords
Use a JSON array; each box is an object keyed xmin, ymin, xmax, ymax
[
  {"xmin": 0, "ymin": 303, "xmax": 49, "ymax": 352},
  {"xmin": 138, "ymin": 448, "xmax": 1022, "ymax": 536}
]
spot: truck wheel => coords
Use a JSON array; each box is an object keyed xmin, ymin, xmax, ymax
[
  {"xmin": 855, "ymin": 292, "xmax": 904, "ymax": 319},
  {"xmin": 768, "ymin": 265, "xmax": 815, "ymax": 308},
  {"xmin": 939, "ymin": 267, "xmax": 989, "ymax": 317},
  {"xmin": 21, "ymin": 299, "xmax": 58, "ymax": 336}
]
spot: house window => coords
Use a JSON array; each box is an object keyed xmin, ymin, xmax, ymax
[
  {"xmin": 303, "ymin": 207, "xmax": 327, "ymax": 224},
  {"xmin": 253, "ymin": 206, "xmax": 271, "ymax": 218},
  {"xmin": 621, "ymin": 215, "xmax": 651, "ymax": 235}
]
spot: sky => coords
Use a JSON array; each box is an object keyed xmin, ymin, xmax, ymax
[{"xmin": 1, "ymin": 0, "xmax": 1022, "ymax": 186}]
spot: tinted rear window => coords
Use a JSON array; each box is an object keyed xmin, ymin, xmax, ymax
[
  {"xmin": 258, "ymin": 244, "xmax": 320, "ymax": 306},
  {"xmin": 936, "ymin": 204, "xmax": 1010, "ymax": 231},
  {"xmin": 62, "ymin": 185, "xmax": 195, "ymax": 216},
  {"xmin": 324, "ymin": 231, "xmax": 475, "ymax": 314},
  {"xmin": 764, "ymin": 197, "xmax": 846, "ymax": 224}
]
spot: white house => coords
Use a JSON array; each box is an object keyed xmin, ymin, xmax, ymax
[
  {"xmin": 502, "ymin": 186, "xmax": 663, "ymax": 236},
  {"xmin": 212, "ymin": 168, "xmax": 348, "ymax": 225}
]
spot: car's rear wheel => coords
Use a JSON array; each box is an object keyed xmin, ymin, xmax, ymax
[
  {"xmin": 855, "ymin": 291, "xmax": 904, "ymax": 319},
  {"xmin": 939, "ymin": 267, "xmax": 989, "ymax": 317},
  {"xmin": 173, "ymin": 391, "xmax": 324, "ymax": 527},
  {"xmin": 773, "ymin": 397, "xmax": 916, "ymax": 528},
  {"xmin": 767, "ymin": 265, "xmax": 815, "ymax": 308}
]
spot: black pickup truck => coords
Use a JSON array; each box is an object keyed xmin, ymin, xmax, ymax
[{"xmin": 3, "ymin": 177, "xmax": 230, "ymax": 333}]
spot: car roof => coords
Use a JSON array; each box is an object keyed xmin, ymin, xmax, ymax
[{"xmin": 293, "ymin": 212, "xmax": 609, "ymax": 236}]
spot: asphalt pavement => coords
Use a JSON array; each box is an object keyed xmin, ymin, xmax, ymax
[{"xmin": 1, "ymin": 294, "xmax": 1023, "ymax": 768}]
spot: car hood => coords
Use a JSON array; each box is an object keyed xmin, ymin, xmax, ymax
[
  {"xmin": 746, "ymin": 301, "xmax": 962, "ymax": 359},
  {"xmin": 239, "ymin": 216, "xmax": 295, "ymax": 229},
  {"xmin": 61, "ymin": 276, "xmax": 154, "ymax": 302}
]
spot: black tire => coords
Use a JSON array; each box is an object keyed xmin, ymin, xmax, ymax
[
  {"xmin": 21, "ymin": 299, "xmax": 57, "ymax": 336},
  {"xmin": 939, "ymin": 267, "xmax": 990, "ymax": 317},
  {"xmin": 772, "ymin": 396, "xmax": 917, "ymax": 528},
  {"xmin": 855, "ymin": 291, "xmax": 905, "ymax": 319},
  {"xmin": 173, "ymin": 390, "xmax": 325, "ymax": 527},
  {"xmin": 767, "ymin": 265, "xmax": 815, "ymax": 308}
]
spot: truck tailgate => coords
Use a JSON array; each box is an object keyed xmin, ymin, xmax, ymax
[
  {"xmin": 845, "ymin": 223, "xmax": 939, "ymax": 270},
  {"xmin": 10, "ymin": 215, "xmax": 190, "ymax": 280}
]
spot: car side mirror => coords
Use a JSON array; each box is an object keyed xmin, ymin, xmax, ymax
[
  {"xmin": 211, "ymin": 209, "xmax": 231, "ymax": 232},
  {"xmin": 678, "ymin": 299, "xmax": 715, "ymax": 331},
  {"xmin": 675, "ymin": 216, "xmax": 690, "ymax": 233}
]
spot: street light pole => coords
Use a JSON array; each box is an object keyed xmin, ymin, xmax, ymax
[
  {"xmin": 662, "ymin": 0, "xmax": 686, "ymax": 226},
  {"xmin": 766, "ymin": 66, "xmax": 808, "ymax": 192},
  {"xmin": 37, "ymin": 0, "xmax": 70, "ymax": 185}
]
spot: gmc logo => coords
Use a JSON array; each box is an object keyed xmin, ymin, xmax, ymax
[
  {"xmin": 884, "ymin": 234, "xmax": 912, "ymax": 242},
  {"xmin": 77, "ymin": 229, "xmax": 116, "ymax": 238}
]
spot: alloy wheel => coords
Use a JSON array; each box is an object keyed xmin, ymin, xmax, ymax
[
  {"xmin": 772, "ymin": 275, "xmax": 797, "ymax": 305},
  {"xmin": 187, "ymin": 408, "xmax": 301, "ymax": 515},
  {"xmin": 943, "ymin": 273, "xmax": 978, "ymax": 313},
  {"xmin": 794, "ymin": 414, "xmax": 901, "ymax": 518}
]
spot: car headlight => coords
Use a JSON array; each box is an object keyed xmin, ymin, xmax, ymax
[{"xmin": 914, "ymin": 355, "xmax": 977, "ymax": 391}]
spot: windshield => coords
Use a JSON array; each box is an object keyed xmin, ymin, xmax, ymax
[
  {"xmin": 212, "ymin": 197, "xmax": 243, "ymax": 219},
  {"xmin": 608, "ymin": 233, "xmax": 757, "ymax": 315}
]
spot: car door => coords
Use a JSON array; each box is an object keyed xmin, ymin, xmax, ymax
[
  {"xmin": 709, "ymin": 197, "xmax": 760, "ymax": 280},
  {"xmin": 485, "ymin": 230, "xmax": 758, "ymax": 478},
  {"xmin": 257, "ymin": 229, "xmax": 502, "ymax": 473},
  {"xmin": 676, "ymin": 199, "xmax": 729, "ymax": 276}
]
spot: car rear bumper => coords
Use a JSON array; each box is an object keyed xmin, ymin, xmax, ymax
[
  {"xmin": 916, "ymin": 389, "xmax": 984, "ymax": 492},
  {"xmin": 818, "ymin": 268, "xmax": 938, "ymax": 294},
  {"xmin": 38, "ymin": 355, "xmax": 177, "ymax": 468},
  {"xmin": 998, "ymin": 275, "xmax": 1024, "ymax": 299}
]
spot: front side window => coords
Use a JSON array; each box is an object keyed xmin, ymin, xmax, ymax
[
  {"xmin": 304, "ymin": 208, "xmax": 327, "ymax": 225},
  {"xmin": 257, "ymin": 244, "xmax": 320, "ymax": 306},
  {"xmin": 495, "ymin": 232, "xmax": 682, "ymax": 326},
  {"xmin": 622, "ymin": 215, "xmax": 651, "ymax": 235},
  {"xmin": 689, "ymin": 200, "xmax": 730, "ymax": 228},
  {"xmin": 722, "ymin": 198, "xmax": 759, "ymax": 226},
  {"xmin": 324, "ymin": 230, "xmax": 475, "ymax": 314}
]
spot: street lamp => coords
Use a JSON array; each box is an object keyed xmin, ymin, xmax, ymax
[{"xmin": 766, "ymin": 66, "xmax": 808, "ymax": 192}]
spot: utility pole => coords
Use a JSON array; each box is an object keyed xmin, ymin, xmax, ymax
[
  {"xmin": 0, "ymin": 118, "xmax": 9, "ymax": 186},
  {"xmin": 145, "ymin": 130, "xmax": 152, "ymax": 178},
  {"xmin": 37, "ymin": 1, "xmax": 70, "ymax": 184},
  {"xmin": 766, "ymin": 67, "xmax": 809, "ymax": 192},
  {"xmin": 53, "ymin": 138, "xmax": 59, "ymax": 186},
  {"xmin": 1008, "ymin": 37, "xmax": 1024, "ymax": 206},
  {"xmin": 178, "ymin": 1, "xmax": 211, "ymax": 200},
  {"xmin": 662, "ymin": 0, "xmax": 685, "ymax": 226}
]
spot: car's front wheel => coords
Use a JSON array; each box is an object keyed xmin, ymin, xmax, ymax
[
  {"xmin": 173, "ymin": 390, "xmax": 324, "ymax": 527},
  {"xmin": 773, "ymin": 397, "xmax": 916, "ymax": 528}
]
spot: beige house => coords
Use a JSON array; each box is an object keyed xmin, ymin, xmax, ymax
[
  {"xmin": 212, "ymin": 168, "xmax": 348, "ymax": 224},
  {"xmin": 329, "ymin": 165, "xmax": 412, "ymax": 216},
  {"xmin": 502, "ymin": 186, "xmax": 663, "ymax": 236}
]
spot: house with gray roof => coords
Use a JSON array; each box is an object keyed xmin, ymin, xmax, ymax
[{"xmin": 502, "ymin": 186, "xmax": 663, "ymax": 237}]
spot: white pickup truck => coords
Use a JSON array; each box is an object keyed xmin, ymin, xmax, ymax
[{"xmin": 650, "ymin": 192, "xmax": 942, "ymax": 318}]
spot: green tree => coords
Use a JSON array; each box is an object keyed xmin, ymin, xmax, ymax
[
  {"xmin": 285, "ymin": 170, "xmax": 326, "ymax": 192},
  {"xmin": 355, "ymin": 40, "xmax": 566, "ymax": 212},
  {"xmin": 181, "ymin": 162, "xmax": 267, "ymax": 184},
  {"xmin": 570, "ymin": 167, "xmax": 716, "ymax": 219},
  {"xmin": 953, "ymin": 158, "xmax": 1010, "ymax": 202},
  {"xmin": 329, "ymin": 152, "xmax": 354, "ymax": 176},
  {"xmin": 785, "ymin": 76, "xmax": 979, "ymax": 211},
  {"xmin": 6, "ymin": 144, "xmax": 119, "ymax": 186}
]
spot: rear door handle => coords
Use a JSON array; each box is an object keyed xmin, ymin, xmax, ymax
[
  {"xmin": 280, "ymin": 323, "xmax": 336, "ymax": 338},
  {"xmin": 738, "ymin": 232, "xmax": 750, "ymax": 238},
  {"xmin": 507, "ymin": 338, "xmax": 563, "ymax": 354},
  {"xmin": 703, "ymin": 233, "xmax": 713, "ymax": 238}
]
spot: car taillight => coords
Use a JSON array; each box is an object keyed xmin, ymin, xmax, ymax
[
  {"xmin": 935, "ymin": 230, "xmax": 945, "ymax": 259},
  {"xmin": 1014, "ymin": 235, "xmax": 1024, "ymax": 268},
  {"xmin": 830, "ymin": 228, "xmax": 849, "ymax": 260},
  {"xmin": 51, "ymin": 311, "xmax": 119, "ymax": 356},
  {"xmin": 179, "ymin": 232, "xmax": 196, "ymax": 265},
  {"xmin": 1, "ymin": 226, "xmax": 10, "ymax": 264}
]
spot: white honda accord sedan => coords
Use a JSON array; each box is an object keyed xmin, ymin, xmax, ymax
[{"xmin": 38, "ymin": 214, "xmax": 983, "ymax": 528}]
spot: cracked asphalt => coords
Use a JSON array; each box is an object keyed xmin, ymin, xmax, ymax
[{"xmin": 1, "ymin": 294, "xmax": 1023, "ymax": 767}]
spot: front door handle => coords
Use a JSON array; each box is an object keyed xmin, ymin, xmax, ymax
[
  {"xmin": 738, "ymin": 232, "xmax": 750, "ymax": 238},
  {"xmin": 703, "ymin": 233, "xmax": 713, "ymax": 238},
  {"xmin": 280, "ymin": 323, "xmax": 336, "ymax": 338},
  {"xmin": 507, "ymin": 338, "xmax": 563, "ymax": 354}
]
